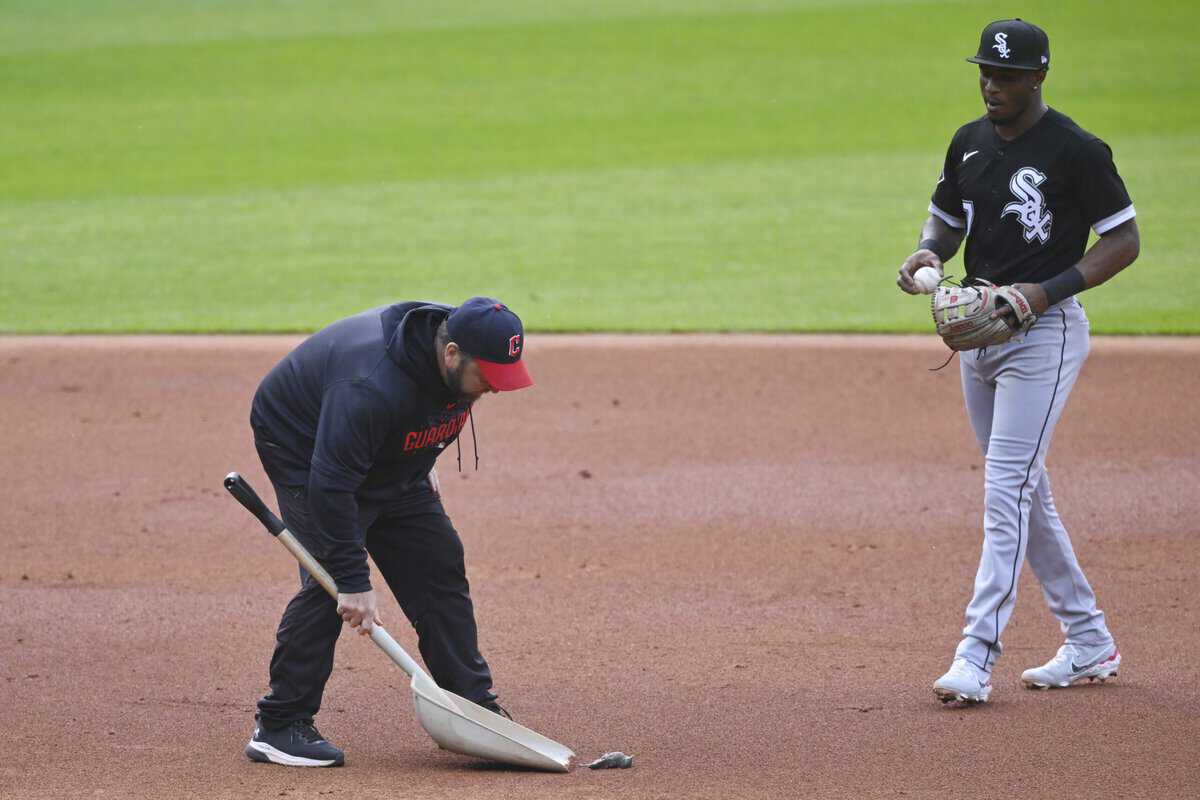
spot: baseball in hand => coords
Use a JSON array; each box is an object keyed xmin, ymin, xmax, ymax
[{"xmin": 913, "ymin": 266, "xmax": 942, "ymax": 294}]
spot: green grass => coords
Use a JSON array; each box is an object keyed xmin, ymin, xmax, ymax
[{"xmin": 1, "ymin": 0, "xmax": 1196, "ymax": 333}]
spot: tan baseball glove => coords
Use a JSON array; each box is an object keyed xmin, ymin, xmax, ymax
[{"xmin": 931, "ymin": 280, "xmax": 1037, "ymax": 351}]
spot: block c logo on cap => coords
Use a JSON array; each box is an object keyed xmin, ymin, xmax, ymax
[{"xmin": 508, "ymin": 334, "xmax": 522, "ymax": 357}]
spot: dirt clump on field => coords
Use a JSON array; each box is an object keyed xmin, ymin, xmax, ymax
[{"xmin": 2, "ymin": 334, "xmax": 1197, "ymax": 799}]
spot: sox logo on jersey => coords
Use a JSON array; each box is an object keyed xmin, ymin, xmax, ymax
[{"xmin": 1002, "ymin": 167, "xmax": 1052, "ymax": 244}]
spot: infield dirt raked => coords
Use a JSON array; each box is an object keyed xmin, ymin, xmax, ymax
[{"xmin": 2, "ymin": 335, "xmax": 1197, "ymax": 799}]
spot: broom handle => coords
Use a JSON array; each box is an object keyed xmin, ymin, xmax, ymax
[{"xmin": 223, "ymin": 471, "xmax": 431, "ymax": 683}]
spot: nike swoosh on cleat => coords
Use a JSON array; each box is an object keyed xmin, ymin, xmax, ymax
[{"xmin": 1070, "ymin": 654, "xmax": 1113, "ymax": 673}]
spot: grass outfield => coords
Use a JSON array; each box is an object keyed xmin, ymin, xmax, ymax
[{"xmin": 1, "ymin": 1, "xmax": 1196, "ymax": 333}]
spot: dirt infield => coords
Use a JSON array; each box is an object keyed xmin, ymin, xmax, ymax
[{"xmin": 2, "ymin": 334, "xmax": 1197, "ymax": 800}]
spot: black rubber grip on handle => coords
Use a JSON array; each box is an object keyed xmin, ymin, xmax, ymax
[{"xmin": 224, "ymin": 472, "xmax": 286, "ymax": 536}]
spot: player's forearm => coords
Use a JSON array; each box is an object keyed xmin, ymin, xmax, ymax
[
  {"xmin": 307, "ymin": 474, "xmax": 372, "ymax": 593},
  {"xmin": 1076, "ymin": 218, "xmax": 1140, "ymax": 289},
  {"xmin": 918, "ymin": 215, "xmax": 966, "ymax": 262},
  {"xmin": 1040, "ymin": 219, "xmax": 1139, "ymax": 305}
]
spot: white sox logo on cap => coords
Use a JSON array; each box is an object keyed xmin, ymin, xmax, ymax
[
  {"xmin": 992, "ymin": 32, "xmax": 1011, "ymax": 59},
  {"xmin": 969, "ymin": 19, "xmax": 1049, "ymax": 71}
]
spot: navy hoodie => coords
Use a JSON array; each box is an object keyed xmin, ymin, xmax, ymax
[{"xmin": 250, "ymin": 302, "xmax": 473, "ymax": 593}]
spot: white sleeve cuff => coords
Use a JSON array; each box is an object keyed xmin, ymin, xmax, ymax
[
  {"xmin": 1093, "ymin": 204, "xmax": 1136, "ymax": 234},
  {"xmin": 929, "ymin": 202, "xmax": 966, "ymax": 229}
]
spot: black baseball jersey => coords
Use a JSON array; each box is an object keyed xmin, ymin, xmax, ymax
[{"xmin": 929, "ymin": 108, "xmax": 1135, "ymax": 285}]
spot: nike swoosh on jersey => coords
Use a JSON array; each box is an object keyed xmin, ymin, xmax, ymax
[{"xmin": 962, "ymin": 150, "xmax": 980, "ymax": 163}]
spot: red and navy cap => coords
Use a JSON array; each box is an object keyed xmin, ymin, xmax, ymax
[
  {"xmin": 967, "ymin": 18, "xmax": 1050, "ymax": 71},
  {"xmin": 446, "ymin": 297, "xmax": 533, "ymax": 391}
]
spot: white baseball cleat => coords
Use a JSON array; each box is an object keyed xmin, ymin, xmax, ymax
[
  {"xmin": 933, "ymin": 658, "xmax": 993, "ymax": 705},
  {"xmin": 1021, "ymin": 641, "xmax": 1120, "ymax": 690}
]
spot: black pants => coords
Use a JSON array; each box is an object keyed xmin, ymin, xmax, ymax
[{"xmin": 253, "ymin": 444, "xmax": 496, "ymax": 727}]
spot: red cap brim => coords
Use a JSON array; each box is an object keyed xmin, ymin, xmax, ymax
[{"xmin": 476, "ymin": 358, "xmax": 533, "ymax": 392}]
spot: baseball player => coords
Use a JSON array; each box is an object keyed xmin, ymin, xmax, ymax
[
  {"xmin": 895, "ymin": 19, "xmax": 1140, "ymax": 704},
  {"xmin": 243, "ymin": 297, "xmax": 533, "ymax": 765}
]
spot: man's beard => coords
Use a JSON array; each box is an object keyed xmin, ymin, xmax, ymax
[{"xmin": 446, "ymin": 359, "xmax": 480, "ymax": 403}]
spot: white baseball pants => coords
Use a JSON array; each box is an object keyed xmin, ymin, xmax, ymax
[{"xmin": 954, "ymin": 298, "xmax": 1114, "ymax": 673}]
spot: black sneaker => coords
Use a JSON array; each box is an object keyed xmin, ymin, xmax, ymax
[{"xmin": 245, "ymin": 719, "xmax": 345, "ymax": 767}]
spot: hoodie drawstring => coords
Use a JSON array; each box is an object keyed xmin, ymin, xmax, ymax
[
  {"xmin": 469, "ymin": 408, "xmax": 479, "ymax": 470},
  {"xmin": 455, "ymin": 409, "xmax": 480, "ymax": 472}
]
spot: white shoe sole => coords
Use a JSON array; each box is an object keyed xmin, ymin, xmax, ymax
[
  {"xmin": 1021, "ymin": 652, "xmax": 1121, "ymax": 690},
  {"xmin": 245, "ymin": 740, "xmax": 340, "ymax": 767},
  {"xmin": 933, "ymin": 685, "xmax": 992, "ymax": 705}
]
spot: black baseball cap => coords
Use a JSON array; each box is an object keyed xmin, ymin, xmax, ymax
[
  {"xmin": 446, "ymin": 297, "xmax": 533, "ymax": 391},
  {"xmin": 967, "ymin": 19, "xmax": 1050, "ymax": 71}
]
